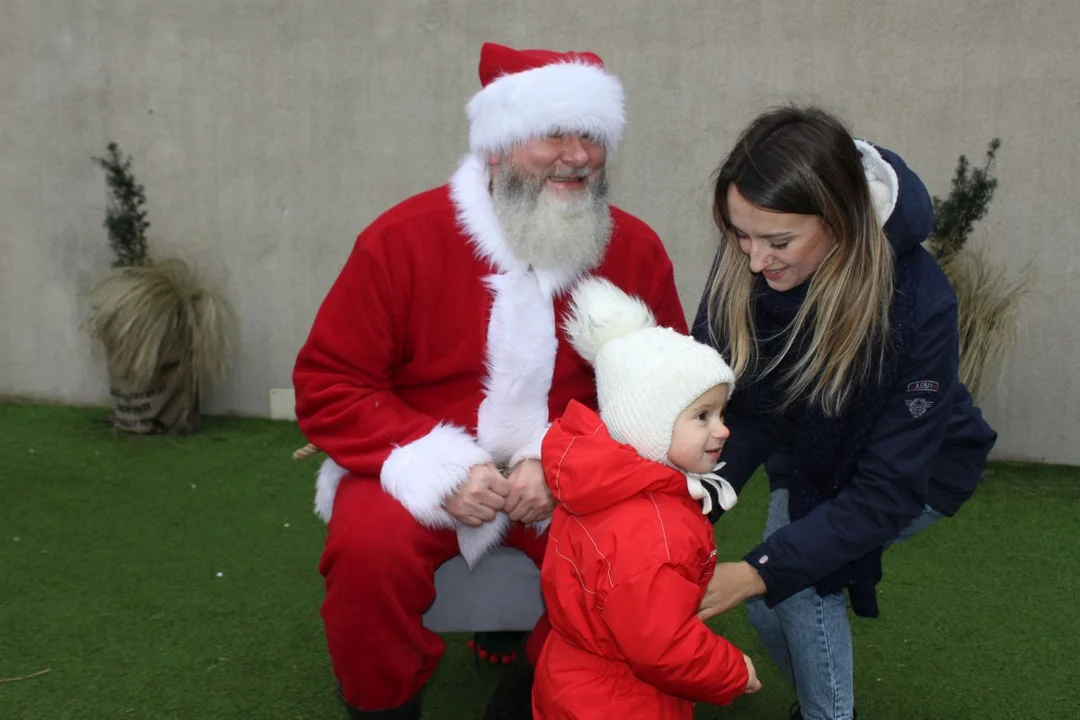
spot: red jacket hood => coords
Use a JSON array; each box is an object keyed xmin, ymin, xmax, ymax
[{"xmin": 541, "ymin": 400, "xmax": 688, "ymax": 515}]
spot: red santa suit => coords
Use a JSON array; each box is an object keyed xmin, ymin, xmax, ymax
[
  {"xmin": 292, "ymin": 45, "xmax": 687, "ymax": 712},
  {"xmin": 532, "ymin": 401, "xmax": 748, "ymax": 719}
]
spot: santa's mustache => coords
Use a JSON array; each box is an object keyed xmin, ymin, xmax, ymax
[{"xmin": 547, "ymin": 168, "xmax": 590, "ymax": 181}]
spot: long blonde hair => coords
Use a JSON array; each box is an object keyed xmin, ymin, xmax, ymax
[{"xmin": 707, "ymin": 106, "xmax": 894, "ymax": 416}]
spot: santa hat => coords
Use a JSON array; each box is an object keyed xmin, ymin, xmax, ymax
[
  {"xmin": 564, "ymin": 277, "xmax": 736, "ymax": 464},
  {"xmin": 466, "ymin": 42, "xmax": 625, "ymax": 157}
]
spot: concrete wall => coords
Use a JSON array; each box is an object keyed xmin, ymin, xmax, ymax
[{"xmin": 2, "ymin": 1, "xmax": 1077, "ymax": 464}]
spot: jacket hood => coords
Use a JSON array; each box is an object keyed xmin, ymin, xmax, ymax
[
  {"xmin": 862, "ymin": 141, "xmax": 936, "ymax": 256},
  {"xmin": 541, "ymin": 400, "xmax": 687, "ymax": 515}
]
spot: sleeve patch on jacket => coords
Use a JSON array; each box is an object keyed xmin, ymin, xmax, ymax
[{"xmin": 905, "ymin": 398, "xmax": 935, "ymax": 418}]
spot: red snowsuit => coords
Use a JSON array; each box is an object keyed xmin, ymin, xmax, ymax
[{"xmin": 533, "ymin": 401, "xmax": 749, "ymax": 719}]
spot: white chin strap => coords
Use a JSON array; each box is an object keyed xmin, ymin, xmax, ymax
[{"xmin": 686, "ymin": 461, "xmax": 739, "ymax": 516}]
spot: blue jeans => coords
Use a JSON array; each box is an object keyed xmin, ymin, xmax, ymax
[{"xmin": 745, "ymin": 489, "xmax": 942, "ymax": 720}]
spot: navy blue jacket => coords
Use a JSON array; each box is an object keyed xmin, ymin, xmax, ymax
[{"xmin": 691, "ymin": 146, "xmax": 998, "ymax": 608}]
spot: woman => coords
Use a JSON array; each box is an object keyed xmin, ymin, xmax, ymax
[{"xmin": 691, "ymin": 106, "xmax": 997, "ymax": 720}]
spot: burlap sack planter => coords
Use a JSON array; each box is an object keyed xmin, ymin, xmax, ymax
[
  {"xmin": 87, "ymin": 260, "xmax": 229, "ymax": 436},
  {"xmin": 108, "ymin": 356, "xmax": 199, "ymax": 435}
]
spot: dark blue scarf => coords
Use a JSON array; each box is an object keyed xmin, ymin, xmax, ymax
[{"xmin": 728, "ymin": 251, "xmax": 919, "ymax": 617}]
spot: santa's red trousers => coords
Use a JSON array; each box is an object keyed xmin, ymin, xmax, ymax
[{"xmin": 319, "ymin": 476, "xmax": 551, "ymax": 711}]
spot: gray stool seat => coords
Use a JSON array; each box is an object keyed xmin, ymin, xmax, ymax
[{"xmin": 422, "ymin": 547, "xmax": 545, "ymax": 633}]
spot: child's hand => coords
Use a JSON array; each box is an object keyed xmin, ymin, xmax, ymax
[
  {"xmin": 504, "ymin": 459, "xmax": 556, "ymax": 525},
  {"xmin": 743, "ymin": 654, "xmax": 762, "ymax": 695}
]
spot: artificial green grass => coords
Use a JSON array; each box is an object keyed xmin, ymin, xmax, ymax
[{"xmin": 0, "ymin": 402, "xmax": 1077, "ymax": 719}]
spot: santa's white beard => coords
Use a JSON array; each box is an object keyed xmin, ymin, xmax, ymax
[{"xmin": 492, "ymin": 167, "xmax": 612, "ymax": 275}]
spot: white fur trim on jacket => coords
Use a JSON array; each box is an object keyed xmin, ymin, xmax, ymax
[
  {"xmin": 476, "ymin": 272, "xmax": 557, "ymax": 465},
  {"xmin": 457, "ymin": 514, "xmax": 511, "ymax": 569},
  {"xmin": 467, "ymin": 61, "xmax": 625, "ymax": 157},
  {"xmin": 455, "ymin": 514, "xmax": 549, "ymax": 568},
  {"xmin": 380, "ymin": 423, "xmax": 493, "ymax": 529},
  {"xmin": 314, "ymin": 458, "xmax": 349, "ymax": 523},
  {"xmin": 854, "ymin": 139, "xmax": 899, "ymax": 227}
]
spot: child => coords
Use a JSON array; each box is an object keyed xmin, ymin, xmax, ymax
[{"xmin": 532, "ymin": 277, "xmax": 760, "ymax": 719}]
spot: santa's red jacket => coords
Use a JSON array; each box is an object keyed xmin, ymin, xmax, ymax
[
  {"xmin": 292, "ymin": 155, "xmax": 686, "ymax": 567},
  {"xmin": 533, "ymin": 400, "xmax": 749, "ymax": 719}
]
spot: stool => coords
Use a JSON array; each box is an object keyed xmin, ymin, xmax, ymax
[{"xmin": 423, "ymin": 546, "xmax": 545, "ymax": 633}]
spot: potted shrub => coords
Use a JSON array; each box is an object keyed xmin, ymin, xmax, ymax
[
  {"xmin": 86, "ymin": 142, "xmax": 231, "ymax": 434},
  {"xmin": 928, "ymin": 139, "xmax": 1031, "ymax": 402}
]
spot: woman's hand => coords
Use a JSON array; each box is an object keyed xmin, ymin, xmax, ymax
[{"xmin": 697, "ymin": 561, "xmax": 767, "ymax": 621}]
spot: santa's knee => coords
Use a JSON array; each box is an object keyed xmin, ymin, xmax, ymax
[{"xmin": 329, "ymin": 532, "xmax": 436, "ymax": 601}]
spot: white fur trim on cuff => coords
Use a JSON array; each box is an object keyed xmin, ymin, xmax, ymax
[
  {"xmin": 467, "ymin": 61, "xmax": 625, "ymax": 157},
  {"xmin": 854, "ymin": 139, "xmax": 899, "ymax": 227},
  {"xmin": 381, "ymin": 423, "xmax": 493, "ymax": 529}
]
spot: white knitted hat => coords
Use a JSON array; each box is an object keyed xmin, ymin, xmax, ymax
[{"xmin": 564, "ymin": 277, "xmax": 736, "ymax": 464}]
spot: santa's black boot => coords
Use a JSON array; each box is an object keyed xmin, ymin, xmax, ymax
[
  {"xmin": 482, "ymin": 655, "xmax": 535, "ymax": 720},
  {"xmin": 475, "ymin": 630, "xmax": 535, "ymax": 719},
  {"xmin": 337, "ymin": 685, "xmax": 421, "ymax": 719},
  {"xmin": 481, "ymin": 618, "xmax": 551, "ymax": 719}
]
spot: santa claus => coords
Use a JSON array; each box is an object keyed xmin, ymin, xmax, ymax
[{"xmin": 293, "ymin": 42, "xmax": 687, "ymax": 719}]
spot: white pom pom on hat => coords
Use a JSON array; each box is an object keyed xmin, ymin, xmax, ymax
[{"xmin": 564, "ymin": 276, "xmax": 656, "ymax": 364}]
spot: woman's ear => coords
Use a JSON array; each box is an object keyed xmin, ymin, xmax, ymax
[
  {"xmin": 817, "ymin": 217, "xmax": 837, "ymax": 246},
  {"xmin": 820, "ymin": 222, "xmax": 841, "ymax": 260}
]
